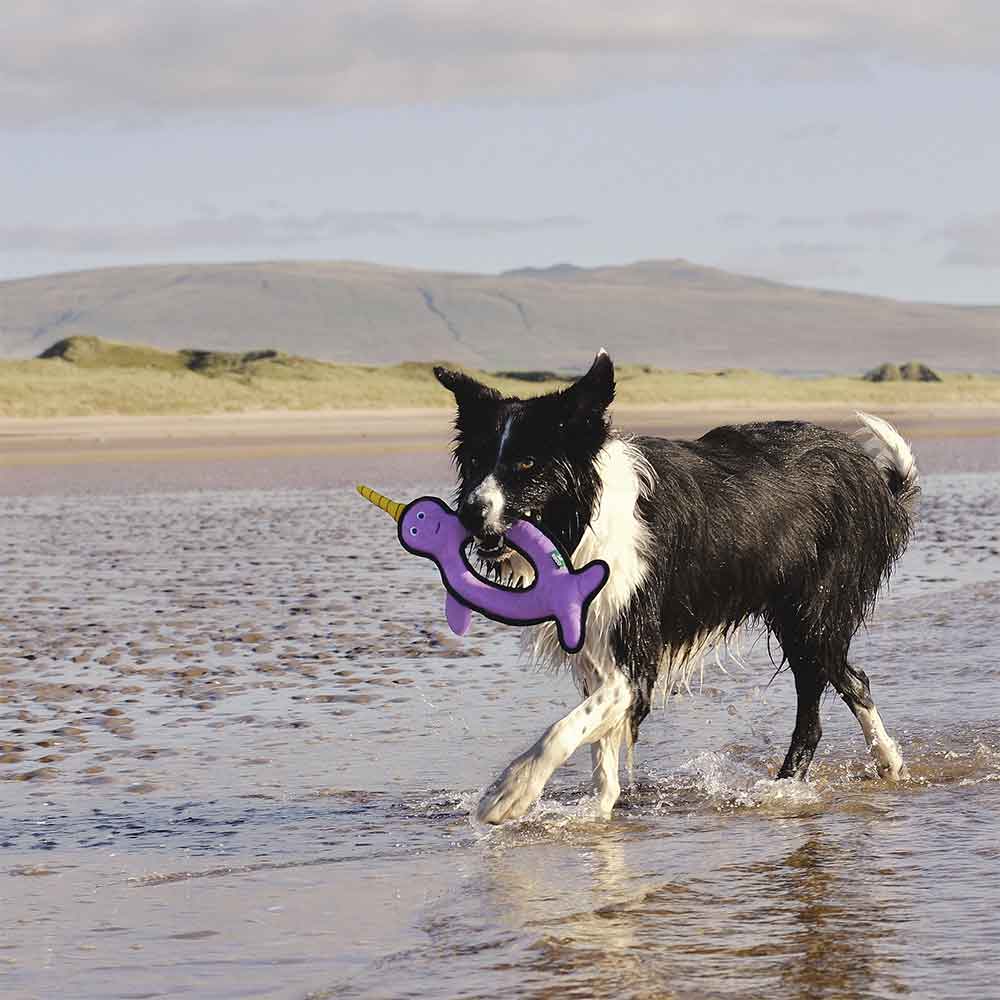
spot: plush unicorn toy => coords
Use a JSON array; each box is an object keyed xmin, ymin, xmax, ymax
[{"xmin": 357, "ymin": 485, "xmax": 609, "ymax": 654}]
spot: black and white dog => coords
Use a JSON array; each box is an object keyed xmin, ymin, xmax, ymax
[{"xmin": 434, "ymin": 351, "xmax": 918, "ymax": 824}]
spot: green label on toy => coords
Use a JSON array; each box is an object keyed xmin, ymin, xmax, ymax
[{"xmin": 550, "ymin": 549, "xmax": 566, "ymax": 569}]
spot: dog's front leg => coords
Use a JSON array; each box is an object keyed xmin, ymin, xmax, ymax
[
  {"xmin": 476, "ymin": 674, "xmax": 632, "ymax": 825},
  {"xmin": 590, "ymin": 720, "xmax": 628, "ymax": 818}
]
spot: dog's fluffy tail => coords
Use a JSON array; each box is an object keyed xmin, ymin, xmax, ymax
[{"xmin": 855, "ymin": 411, "xmax": 920, "ymax": 515}]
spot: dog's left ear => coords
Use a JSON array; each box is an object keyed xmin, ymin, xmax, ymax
[
  {"xmin": 560, "ymin": 349, "xmax": 615, "ymax": 421},
  {"xmin": 433, "ymin": 366, "xmax": 500, "ymax": 407}
]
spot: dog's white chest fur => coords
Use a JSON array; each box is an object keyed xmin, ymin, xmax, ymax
[{"xmin": 526, "ymin": 436, "xmax": 655, "ymax": 677}]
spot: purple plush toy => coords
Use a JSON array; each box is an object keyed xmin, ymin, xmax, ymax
[{"xmin": 358, "ymin": 485, "xmax": 609, "ymax": 654}]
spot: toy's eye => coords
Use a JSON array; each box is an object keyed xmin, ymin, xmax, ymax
[
  {"xmin": 417, "ymin": 512, "xmax": 425, "ymax": 520},
  {"xmin": 514, "ymin": 458, "xmax": 535, "ymax": 472},
  {"xmin": 409, "ymin": 526, "xmax": 418, "ymax": 535}
]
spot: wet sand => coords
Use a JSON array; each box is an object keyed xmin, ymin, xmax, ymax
[
  {"xmin": 1, "ymin": 408, "xmax": 999, "ymax": 998},
  {"xmin": 1, "ymin": 402, "xmax": 998, "ymax": 495}
]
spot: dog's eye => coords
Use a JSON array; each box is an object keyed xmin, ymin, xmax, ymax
[{"xmin": 514, "ymin": 458, "xmax": 535, "ymax": 472}]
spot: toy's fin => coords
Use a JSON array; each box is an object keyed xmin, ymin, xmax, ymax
[
  {"xmin": 445, "ymin": 593, "xmax": 472, "ymax": 636},
  {"xmin": 576, "ymin": 560, "xmax": 610, "ymax": 602},
  {"xmin": 554, "ymin": 560, "xmax": 609, "ymax": 654},
  {"xmin": 357, "ymin": 484, "xmax": 405, "ymax": 522}
]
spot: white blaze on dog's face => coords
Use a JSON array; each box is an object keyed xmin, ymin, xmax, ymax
[
  {"xmin": 464, "ymin": 411, "xmax": 515, "ymax": 535},
  {"xmin": 432, "ymin": 353, "xmax": 616, "ymax": 556},
  {"xmin": 468, "ymin": 473, "xmax": 506, "ymax": 535}
]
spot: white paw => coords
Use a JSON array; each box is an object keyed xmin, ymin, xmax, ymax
[
  {"xmin": 590, "ymin": 785, "xmax": 620, "ymax": 820},
  {"xmin": 876, "ymin": 758, "xmax": 910, "ymax": 781},
  {"xmin": 476, "ymin": 750, "xmax": 553, "ymax": 825},
  {"xmin": 871, "ymin": 736, "xmax": 909, "ymax": 780}
]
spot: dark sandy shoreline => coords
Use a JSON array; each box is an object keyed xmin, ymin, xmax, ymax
[{"xmin": 1, "ymin": 403, "xmax": 997, "ymax": 496}]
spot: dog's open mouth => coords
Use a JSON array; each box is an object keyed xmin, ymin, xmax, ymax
[
  {"xmin": 473, "ymin": 533, "xmax": 508, "ymax": 562},
  {"xmin": 469, "ymin": 533, "xmax": 537, "ymax": 590},
  {"xmin": 467, "ymin": 528, "xmax": 536, "ymax": 589}
]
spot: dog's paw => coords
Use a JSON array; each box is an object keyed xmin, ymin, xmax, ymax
[
  {"xmin": 876, "ymin": 759, "xmax": 910, "ymax": 781},
  {"xmin": 476, "ymin": 750, "xmax": 552, "ymax": 825},
  {"xmin": 590, "ymin": 782, "xmax": 620, "ymax": 820}
]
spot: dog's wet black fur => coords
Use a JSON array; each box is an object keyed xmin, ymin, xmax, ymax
[{"xmin": 435, "ymin": 354, "xmax": 918, "ymax": 780}]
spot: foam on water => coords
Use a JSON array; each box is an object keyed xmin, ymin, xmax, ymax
[{"xmin": 675, "ymin": 750, "xmax": 824, "ymax": 811}]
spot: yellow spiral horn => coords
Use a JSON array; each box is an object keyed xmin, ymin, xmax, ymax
[{"xmin": 357, "ymin": 484, "xmax": 406, "ymax": 523}]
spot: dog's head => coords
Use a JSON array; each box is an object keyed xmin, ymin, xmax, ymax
[{"xmin": 433, "ymin": 351, "xmax": 614, "ymax": 560}]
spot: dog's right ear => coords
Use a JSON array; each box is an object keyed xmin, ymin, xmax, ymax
[
  {"xmin": 433, "ymin": 367, "xmax": 500, "ymax": 407},
  {"xmin": 558, "ymin": 349, "xmax": 615, "ymax": 422}
]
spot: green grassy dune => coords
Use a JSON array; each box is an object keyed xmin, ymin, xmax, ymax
[{"xmin": 2, "ymin": 336, "xmax": 999, "ymax": 418}]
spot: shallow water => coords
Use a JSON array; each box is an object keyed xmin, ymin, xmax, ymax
[{"xmin": 1, "ymin": 462, "xmax": 999, "ymax": 999}]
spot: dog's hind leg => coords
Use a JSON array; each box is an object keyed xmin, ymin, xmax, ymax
[
  {"xmin": 776, "ymin": 659, "xmax": 827, "ymax": 781},
  {"xmin": 830, "ymin": 662, "xmax": 908, "ymax": 779},
  {"xmin": 476, "ymin": 668, "xmax": 632, "ymax": 825}
]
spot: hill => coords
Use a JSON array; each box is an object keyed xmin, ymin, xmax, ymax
[{"xmin": 1, "ymin": 259, "xmax": 998, "ymax": 373}]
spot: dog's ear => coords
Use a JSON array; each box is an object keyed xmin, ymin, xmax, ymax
[
  {"xmin": 434, "ymin": 366, "xmax": 501, "ymax": 408},
  {"xmin": 559, "ymin": 349, "xmax": 615, "ymax": 421}
]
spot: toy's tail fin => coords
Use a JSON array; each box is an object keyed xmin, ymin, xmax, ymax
[
  {"xmin": 555, "ymin": 560, "xmax": 609, "ymax": 654},
  {"xmin": 575, "ymin": 560, "xmax": 610, "ymax": 610},
  {"xmin": 357, "ymin": 484, "xmax": 405, "ymax": 522}
]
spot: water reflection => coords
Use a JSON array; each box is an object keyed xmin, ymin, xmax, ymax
[
  {"xmin": 734, "ymin": 831, "xmax": 909, "ymax": 999},
  {"xmin": 483, "ymin": 832, "xmax": 650, "ymax": 998},
  {"xmin": 469, "ymin": 825, "xmax": 909, "ymax": 1000}
]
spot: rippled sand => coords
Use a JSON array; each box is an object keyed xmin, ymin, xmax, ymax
[{"xmin": 1, "ymin": 421, "xmax": 998, "ymax": 999}]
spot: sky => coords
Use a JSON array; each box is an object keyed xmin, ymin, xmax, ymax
[{"xmin": 2, "ymin": 2, "xmax": 1000, "ymax": 303}]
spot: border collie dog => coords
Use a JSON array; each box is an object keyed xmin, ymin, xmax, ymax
[{"xmin": 434, "ymin": 351, "xmax": 918, "ymax": 824}]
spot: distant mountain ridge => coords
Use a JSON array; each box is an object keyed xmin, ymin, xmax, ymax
[{"xmin": 2, "ymin": 258, "xmax": 998, "ymax": 373}]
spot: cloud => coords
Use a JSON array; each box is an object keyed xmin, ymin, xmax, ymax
[
  {"xmin": 725, "ymin": 240, "xmax": 865, "ymax": 284},
  {"xmin": 778, "ymin": 240, "xmax": 864, "ymax": 258},
  {"xmin": 0, "ymin": 210, "xmax": 586, "ymax": 255},
  {"xmin": 845, "ymin": 210, "xmax": 912, "ymax": 231},
  {"xmin": 779, "ymin": 122, "xmax": 843, "ymax": 142},
  {"xmin": 3, "ymin": 3, "xmax": 1000, "ymax": 124},
  {"xmin": 777, "ymin": 215, "xmax": 828, "ymax": 229},
  {"xmin": 717, "ymin": 211, "xmax": 756, "ymax": 230},
  {"xmin": 722, "ymin": 210, "xmax": 921, "ymax": 235},
  {"xmin": 932, "ymin": 213, "xmax": 1000, "ymax": 268}
]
